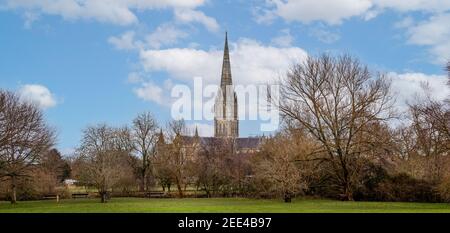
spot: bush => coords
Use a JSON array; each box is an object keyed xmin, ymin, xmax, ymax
[
  {"xmin": 0, "ymin": 177, "xmax": 43, "ymax": 201},
  {"xmin": 436, "ymin": 176, "xmax": 450, "ymax": 202},
  {"xmin": 354, "ymin": 165, "xmax": 441, "ymax": 202},
  {"xmin": 306, "ymin": 162, "xmax": 441, "ymax": 202},
  {"xmin": 376, "ymin": 174, "xmax": 440, "ymax": 202}
]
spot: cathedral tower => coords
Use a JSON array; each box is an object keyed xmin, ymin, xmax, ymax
[{"xmin": 214, "ymin": 32, "xmax": 238, "ymax": 138}]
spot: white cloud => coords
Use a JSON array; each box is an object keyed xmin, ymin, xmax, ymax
[
  {"xmin": 140, "ymin": 48, "xmax": 219, "ymax": 83},
  {"xmin": 60, "ymin": 147, "xmax": 76, "ymax": 156},
  {"xmin": 308, "ymin": 26, "xmax": 340, "ymax": 44},
  {"xmin": 139, "ymin": 38, "xmax": 308, "ymax": 85},
  {"xmin": 132, "ymin": 36, "xmax": 449, "ymax": 127},
  {"xmin": 256, "ymin": 1, "xmax": 450, "ymax": 64},
  {"xmin": 252, "ymin": 6, "xmax": 277, "ymax": 25},
  {"xmin": 271, "ymin": 29, "xmax": 294, "ymax": 47},
  {"xmin": 127, "ymin": 72, "xmax": 144, "ymax": 83},
  {"xmin": 372, "ymin": 0, "xmax": 450, "ymax": 13},
  {"xmin": 108, "ymin": 31, "xmax": 139, "ymax": 50},
  {"xmin": 133, "ymin": 81, "xmax": 165, "ymax": 105},
  {"xmin": 23, "ymin": 11, "xmax": 39, "ymax": 29},
  {"xmin": 131, "ymin": 38, "xmax": 307, "ymax": 119},
  {"xmin": 262, "ymin": 0, "xmax": 373, "ymax": 25},
  {"xmin": 109, "ymin": 24, "xmax": 188, "ymax": 51},
  {"xmin": 19, "ymin": 84, "xmax": 57, "ymax": 109},
  {"xmin": 146, "ymin": 24, "xmax": 188, "ymax": 49},
  {"xmin": 174, "ymin": 8, "xmax": 219, "ymax": 32},
  {"xmin": 163, "ymin": 79, "xmax": 174, "ymax": 90},
  {"xmin": 4, "ymin": 0, "xmax": 137, "ymax": 25},
  {"xmin": 389, "ymin": 72, "xmax": 450, "ymax": 111},
  {"xmin": 257, "ymin": 0, "xmax": 450, "ymax": 25},
  {"xmin": 128, "ymin": 72, "xmax": 175, "ymax": 106},
  {"xmin": 404, "ymin": 13, "xmax": 450, "ymax": 64},
  {"xmin": 2, "ymin": 0, "xmax": 207, "ymax": 25},
  {"xmin": 394, "ymin": 16, "xmax": 414, "ymax": 29}
]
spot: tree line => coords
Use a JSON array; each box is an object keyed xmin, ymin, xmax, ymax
[{"xmin": 0, "ymin": 55, "xmax": 449, "ymax": 204}]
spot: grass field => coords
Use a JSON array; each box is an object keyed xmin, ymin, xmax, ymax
[{"xmin": 1, "ymin": 198, "xmax": 450, "ymax": 213}]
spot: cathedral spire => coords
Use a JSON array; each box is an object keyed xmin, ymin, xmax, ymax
[
  {"xmin": 221, "ymin": 31, "xmax": 232, "ymax": 88},
  {"xmin": 214, "ymin": 31, "xmax": 238, "ymax": 138},
  {"xmin": 157, "ymin": 128, "xmax": 165, "ymax": 145},
  {"xmin": 194, "ymin": 126, "xmax": 199, "ymax": 138}
]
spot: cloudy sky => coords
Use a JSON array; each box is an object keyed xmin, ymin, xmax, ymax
[{"xmin": 0, "ymin": 0, "xmax": 449, "ymax": 154}]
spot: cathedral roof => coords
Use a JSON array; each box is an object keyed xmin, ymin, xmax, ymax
[
  {"xmin": 235, "ymin": 137, "xmax": 262, "ymax": 149},
  {"xmin": 180, "ymin": 136, "xmax": 263, "ymax": 150}
]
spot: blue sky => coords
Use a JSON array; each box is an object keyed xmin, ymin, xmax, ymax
[{"xmin": 0, "ymin": 0, "xmax": 449, "ymax": 154}]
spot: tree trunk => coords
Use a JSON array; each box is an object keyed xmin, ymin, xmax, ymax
[
  {"xmin": 142, "ymin": 172, "xmax": 147, "ymax": 192},
  {"xmin": 139, "ymin": 169, "xmax": 146, "ymax": 192},
  {"xmin": 176, "ymin": 178, "xmax": 183, "ymax": 198},
  {"xmin": 177, "ymin": 184, "xmax": 183, "ymax": 198},
  {"xmin": 139, "ymin": 181, "xmax": 144, "ymax": 192},
  {"xmin": 345, "ymin": 190, "xmax": 354, "ymax": 201},
  {"xmin": 10, "ymin": 176, "xmax": 17, "ymax": 204},
  {"xmin": 343, "ymin": 182, "xmax": 354, "ymax": 201},
  {"xmin": 100, "ymin": 191, "xmax": 108, "ymax": 203},
  {"xmin": 284, "ymin": 192, "xmax": 292, "ymax": 203}
]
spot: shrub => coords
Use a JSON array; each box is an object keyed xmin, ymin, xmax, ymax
[
  {"xmin": 437, "ymin": 175, "xmax": 450, "ymax": 202},
  {"xmin": 354, "ymin": 167, "xmax": 440, "ymax": 202}
]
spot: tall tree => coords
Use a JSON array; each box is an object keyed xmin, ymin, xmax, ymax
[
  {"xmin": 408, "ymin": 96, "xmax": 449, "ymax": 182},
  {"xmin": 253, "ymin": 128, "xmax": 317, "ymax": 202},
  {"xmin": 74, "ymin": 124, "xmax": 133, "ymax": 203},
  {"xmin": 447, "ymin": 61, "xmax": 450, "ymax": 87},
  {"xmin": 132, "ymin": 112, "xmax": 158, "ymax": 192},
  {"xmin": 153, "ymin": 130, "xmax": 174, "ymax": 193},
  {"xmin": 165, "ymin": 119, "xmax": 193, "ymax": 198},
  {"xmin": 35, "ymin": 148, "xmax": 70, "ymax": 194},
  {"xmin": 194, "ymin": 138, "xmax": 234, "ymax": 197},
  {"xmin": 0, "ymin": 90, "xmax": 55, "ymax": 204},
  {"xmin": 40, "ymin": 149, "xmax": 68, "ymax": 182},
  {"xmin": 279, "ymin": 55, "xmax": 394, "ymax": 200}
]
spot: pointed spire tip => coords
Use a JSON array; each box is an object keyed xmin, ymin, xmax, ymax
[
  {"xmin": 194, "ymin": 126, "xmax": 199, "ymax": 137},
  {"xmin": 221, "ymin": 31, "xmax": 232, "ymax": 87}
]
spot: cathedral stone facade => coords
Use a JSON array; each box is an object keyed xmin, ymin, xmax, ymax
[
  {"xmin": 214, "ymin": 32, "xmax": 239, "ymax": 138},
  {"xmin": 163, "ymin": 32, "xmax": 263, "ymax": 156}
]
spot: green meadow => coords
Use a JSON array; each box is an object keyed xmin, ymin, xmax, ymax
[{"xmin": 1, "ymin": 198, "xmax": 450, "ymax": 213}]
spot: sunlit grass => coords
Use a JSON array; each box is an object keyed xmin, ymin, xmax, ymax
[{"xmin": 1, "ymin": 197, "xmax": 450, "ymax": 213}]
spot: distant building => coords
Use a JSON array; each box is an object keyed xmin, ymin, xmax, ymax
[
  {"xmin": 179, "ymin": 129, "xmax": 263, "ymax": 156},
  {"xmin": 214, "ymin": 32, "xmax": 239, "ymax": 138},
  {"xmin": 161, "ymin": 32, "xmax": 263, "ymax": 156},
  {"xmin": 63, "ymin": 179, "xmax": 77, "ymax": 186}
]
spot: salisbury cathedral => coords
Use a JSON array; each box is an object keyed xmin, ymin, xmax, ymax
[{"xmin": 166, "ymin": 33, "xmax": 263, "ymax": 156}]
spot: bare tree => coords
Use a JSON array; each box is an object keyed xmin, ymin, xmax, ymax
[
  {"xmin": 194, "ymin": 138, "xmax": 234, "ymax": 197},
  {"xmin": 153, "ymin": 130, "xmax": 174, "ymax": 193},
  {"xmin": 74, "ymin": 124, "xmax": 133, "ymax": 203},
  {"xmin": 0, "ymin": 90, "xmax": 55, "ymax": 204},
  {"xmin": 443, "ymin": 61, "xmax": 450, "ymax": 104},
  {"xmin": 279, "ymin": 55, "xmax": 394, "ymax": 200},
  {"xmin": 164, "ymin": 119, "xmax": 193, "ymax": 198},
  {"xmin": 253, "ymin": 128, "xmax": 316, "ymax": 202},
  {"xmin": 408, "ymin": 97, "xmax": 449, "ymax": 182},
  {"xmin": 35, "ymin": 148, "xmax": 69, "ymax": 194},
  {"xmin": 132, "ymin": 112, "xmax": 158, "ymax": 192}
]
